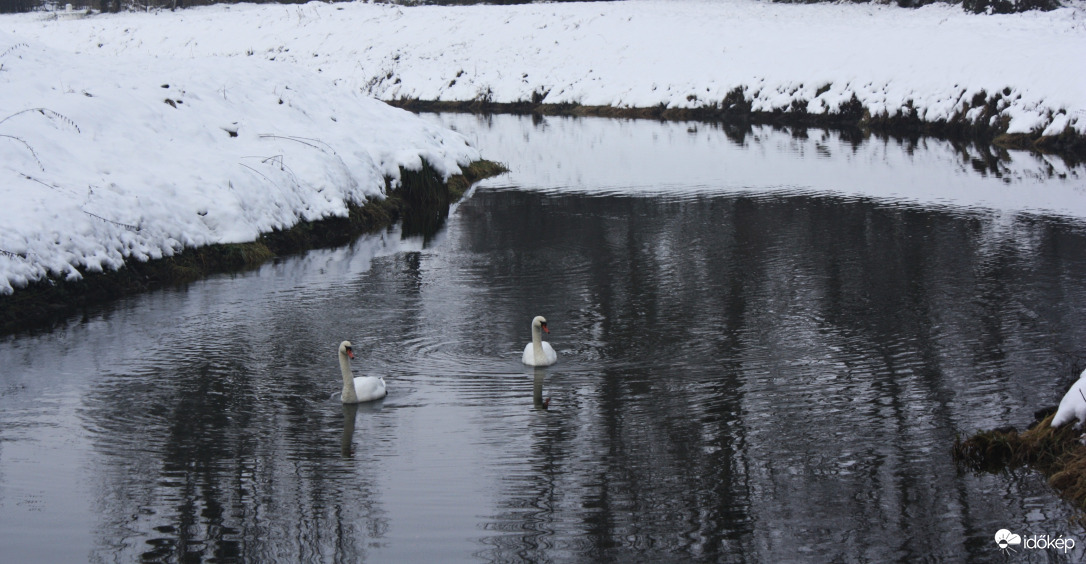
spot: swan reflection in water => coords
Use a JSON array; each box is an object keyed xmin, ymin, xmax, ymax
[
  {"xmin": 341, "ymin": 400, "xmax": 384, "ymax": 458},
  {"xmin": 533, "ymin": 369, "xmax": 550, "ymax": 411},
  {"xmin": 342, "ymin": 403, "xmax": 358, "ymax": 457}
]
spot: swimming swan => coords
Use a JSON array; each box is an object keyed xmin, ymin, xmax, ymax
[
  {"xmin": 522, "ymin": 316, "xmax": 557, "ymax": 367},
  {"xmin": 339, "ymin": 340, "xmax": 387, "ymax": 403}
]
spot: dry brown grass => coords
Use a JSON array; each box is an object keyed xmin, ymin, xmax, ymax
[
  {"xmin": 955, "ymin": 411, "xmax": 1086, "ymax": 510},
  {"xmin": 447, "ymin": 159, "xmax": 508, "ymax": 199}
]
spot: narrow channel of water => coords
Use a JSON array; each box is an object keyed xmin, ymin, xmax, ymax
[{"xmin": 1, "ymin": 114, "xmax": 1084, "ymax": 562}]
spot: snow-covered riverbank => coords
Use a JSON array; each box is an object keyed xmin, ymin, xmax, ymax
[
  {"xmin": 0, "ymin": 25, "xmax": 481, "ymax": 296},
  {"xmin": 2, "ymin": 0, "xmax": 1084, "ymax": 296}
]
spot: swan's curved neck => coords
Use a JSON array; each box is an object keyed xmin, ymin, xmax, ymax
[
  {"xmin": 340, "ymin": 351, "xmax": 358, "ymax": 403},
  {"xmin": 532, "ymin": 324, "xmax": 545, "ymax": 359}
]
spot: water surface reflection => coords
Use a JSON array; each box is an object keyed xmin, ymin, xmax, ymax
[
  {"xmin": 428, "ymin": 112, "xmax": 1085, "ymax": 219},
  {"xmin": 1, "ymin": 116, "xmax": 1085, "ymax": 563}
]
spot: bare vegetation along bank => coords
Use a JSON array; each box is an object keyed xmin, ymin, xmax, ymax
[
  {"xmin": 955, "ymin": 409, "xmax": 1086, "ymax": 516},
  {"xmin": 0, "ymin": 160, "xmax": 506, "ymax": 336},
  {"xmin": 390, "ymin": 99, "xmax": 1086, "ymax": 164}
]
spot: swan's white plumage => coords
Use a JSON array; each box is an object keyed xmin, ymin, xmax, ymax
[
  {"xmin": 1052, "ymin": 368, "xmax": 1086, "ymax": 428},
  {"xmin": 522, "ymin": 315, "xmax": 557, "ymax": 367},
  {"xmin": 339, "ymin": 340, "xmax": 387, "ymax": 404},
  {"xmin": 523, "ymin": 341, "xmax": 557, "ymax": 366}
]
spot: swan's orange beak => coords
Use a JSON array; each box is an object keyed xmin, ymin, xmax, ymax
[
  {"xmin": 542, "ymin": 323, "xmax": 549, "ymax": 334},
  {"xmin": 346, "ymin": 349, "xmax": 355, "ymax": 359}
]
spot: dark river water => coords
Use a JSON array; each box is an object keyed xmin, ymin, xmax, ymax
[{"xmin": 2, "ymin": 114, "xmax": 1086, "ymax": 563}]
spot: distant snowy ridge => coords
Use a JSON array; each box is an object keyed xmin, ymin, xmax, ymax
[
  {"xmin": 0, "ymin": 30, "xmax": 480, "ymax": 295},
  {"xmin": 6, "ymin": 0, "xmax": 1084, "ymax": 138}
]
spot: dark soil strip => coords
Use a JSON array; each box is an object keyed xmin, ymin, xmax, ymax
[
  {"xmin": 0, "ymin": 160, "xmax": 506, "ymax": 336},
  {"xmin": 388, "ymin": 98, "xmax": 1085, "ymax": 164}
]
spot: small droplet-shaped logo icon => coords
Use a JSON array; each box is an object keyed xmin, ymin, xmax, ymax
[{"xmin": 995, "ymin": 529, "xmax": 1022, "ymax": 554}]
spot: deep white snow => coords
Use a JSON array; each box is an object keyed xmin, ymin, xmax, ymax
[
  {"xmin": 0, "ymin": 16, "xmax": 481, "ymax": 295},
  {"xmin": 8, "ymin": 0, "xmax": 1084, "ymax": 134},
  {"xmin": 1, "ymin": 0, "xmax": 1085, "ymax": 294}
]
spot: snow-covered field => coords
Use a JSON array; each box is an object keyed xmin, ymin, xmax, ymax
[
  {"xmin": 1, "ymin": 0, "xmax": 1084, "ymax": 295},
  {"xmin": 8, "ymin": 0, "xmax": 1085, "ymax": 135},
  {"xmin": 0, "ymin": 21, "xmax": 480, "ymax": 295}
]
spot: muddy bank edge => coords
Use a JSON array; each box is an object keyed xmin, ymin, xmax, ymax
[
  {"xmin": 0, "ymin": 160, "xmax": 507, "ymax": 336},
  {"xmin": 390, "ymin": 98, "xmax": 1085, "ymax": 162}
]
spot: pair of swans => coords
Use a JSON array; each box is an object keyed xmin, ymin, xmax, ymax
[{"xmin": 337, "ymin": 315, "xmax": 557, "ymax": 404}]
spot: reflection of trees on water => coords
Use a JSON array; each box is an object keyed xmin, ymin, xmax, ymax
[
  {"xmin": 79, "ymin": 290, "xmax": 392, "ymax": 562},
  {"xmin": 464, "ymin": 192, "xmax": 759, "ymax": 561},
  {"xmin": 458, "ymin": 190, "xmax": 1086, "ymax": 562},
  {"xmin": 476, "ymin": 369, "xmax": 563, "ymax": 561},
  {"xmin": 67, "ymin": 184, "xmax": 1086, "ymax": 562}
]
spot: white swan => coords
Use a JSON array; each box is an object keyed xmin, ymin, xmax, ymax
[
  {"xmin": 522, "ymin": 315, "xmax": 557, "ymax": 367},
  {"xmin": 338, "ymin": 340, "xmax": 387, "ymax": 403},
  {"xmin": 1052, "ymin": 368, "xmax": 1086, "ymax": 428}
]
